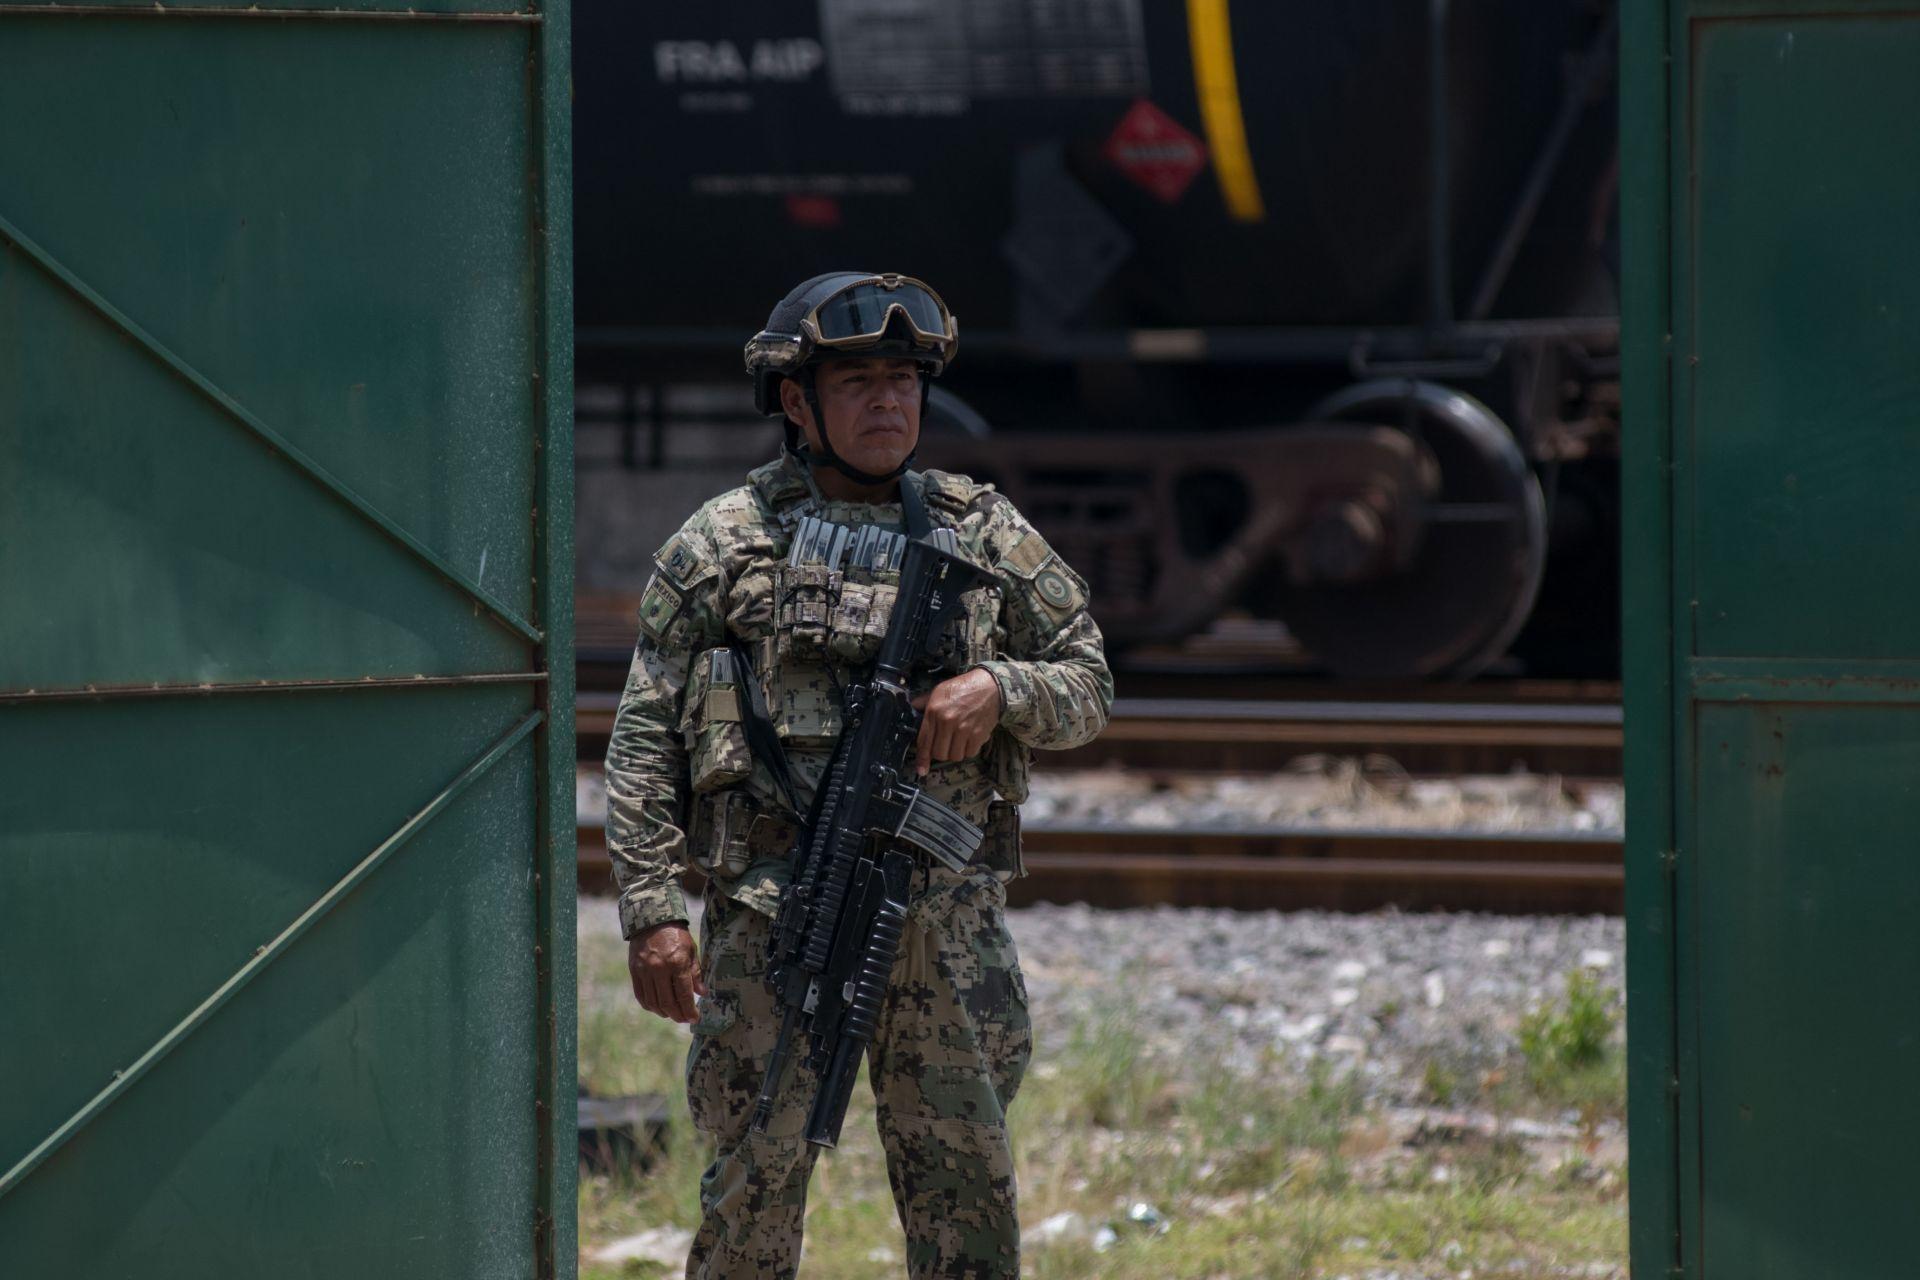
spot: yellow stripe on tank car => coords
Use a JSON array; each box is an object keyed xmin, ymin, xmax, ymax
[{"xmin": 1186, "ymin": 0, "xmax": 1267, "ymax": 222}]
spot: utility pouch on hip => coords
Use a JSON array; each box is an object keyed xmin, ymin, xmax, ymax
[
  {"xmin": 983, "ymin": 729, "xmax": 1033, "ymax": 805},
  {"xmin": 980, "ymin": 800, "xmax": 1025, "ymax": 883},
  {"xmin": 682, "ymin": 648, "xmax": 751, "ymax": 793},
  {"xmin": 689, "ymin": 788, "xmax": 802, "ymax": 878}
]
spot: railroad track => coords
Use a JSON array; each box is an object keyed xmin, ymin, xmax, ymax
[
  {"xmin": 576, "ymin": 820, "xmax": 1623, "ymax": 916},
  {"xmin": 575, "ymin": 693, "xmax": 1622, "ymax": 777}
]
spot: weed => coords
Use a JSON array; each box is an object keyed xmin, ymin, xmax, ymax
[
  {"xmin": 1184, "ymin": 1059, "xmax": 1361, "ymax": 1194},
  {"xmin": 1043, "ymin": 995, "xmax": 1175, "ymax": 1131},
  {"xmin": 1519, "ymin": 969, "xmax": 1615, "ymax": 1071},
  {"xmin": 1517, "ymin": 969, "xmax": 1626, "ymax": 1117},
  {"xmin": 1454, "ymin": 1133, "xmax": 1533, "ymax": 1193}
]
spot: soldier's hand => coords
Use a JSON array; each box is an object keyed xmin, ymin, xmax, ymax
[
  {"xmin": 628, "ymin": 923, "xmax": 707, "ymax": 1024},
  {"xmin": 910, "ymin": 668, "xmax": 1003, "ymax": 776}
]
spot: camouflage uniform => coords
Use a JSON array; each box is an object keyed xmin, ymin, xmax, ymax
[{"xmin": 605, "ymin": 452, "xmax": 1112, "ymax": 1280}]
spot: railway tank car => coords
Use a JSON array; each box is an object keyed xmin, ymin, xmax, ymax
[{"xmin": 574, "ymin": 0, "xmax": 1621, "ymax": 679}]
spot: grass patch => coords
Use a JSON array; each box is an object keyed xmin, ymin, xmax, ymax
[
  {"xmin": 1184, "ymin": 1057, "xmax": 1362, "ymax": 1194},
  {"xmin": 1517, "ymin": 968, "xmax": 1627, "ymax": 1120},
  {"xmin": 1030, "ymin": 990, "xmax": 1176, "ymax": 1131}
]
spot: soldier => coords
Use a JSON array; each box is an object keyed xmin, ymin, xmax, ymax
[{"xmin": 605, "ymin": 272, "xmax": 1113, "ymax": 1279}]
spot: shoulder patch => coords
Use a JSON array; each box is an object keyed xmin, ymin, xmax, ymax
[
  {"xmin": 997, "ymin": 526, "xmax": 1088, "ymax": 623},
  {"xmin": 658, "ymin": 534, "xmax": 705, "ymax": 589},
  {"xmin": 635, "ymin": 572, "xmax": 685, "ymax": 642},
  {"xmin": 1035, "ymin": 567, "xmax": 1077, "ymax": 610},
  {"xmin": 1028, "ymin": 557, "xmax": 1088, "ymax": 623},
  {"xmin": 999, "ymin": 528, "xmax": 1053, "ymax": 578}
]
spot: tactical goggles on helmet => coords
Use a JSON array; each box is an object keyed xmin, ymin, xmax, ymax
[{"xmin": 800, "ymin": 273, "xmax": 958, "ymax": 361}]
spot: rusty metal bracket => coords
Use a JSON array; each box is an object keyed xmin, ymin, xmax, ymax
[
  {"xmin": 0, "ymin": 707, "xmax": 544, "ymax": 1202},
  {"xmin": 0, "ymin": 208, "xmax": 543, "ymax": 645}
]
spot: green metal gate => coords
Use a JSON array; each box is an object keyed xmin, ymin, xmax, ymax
[
  {"xmin": 0, "ymin": 5, "xmax": 575, "ymax": 1276},
  {"xmin": 1624, "ymin": 1, "xmax": 1920, "ymax": 1275}
]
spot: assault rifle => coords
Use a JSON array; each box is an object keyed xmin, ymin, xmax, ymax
[{"xmin": 746, "ymin": 521, "xmax": 994, "ymax": 1147}]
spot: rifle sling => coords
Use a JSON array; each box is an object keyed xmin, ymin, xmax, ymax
[
  {"xmin": 728, "ymin": 641, "xmax": 803, "ymax": 818},
  {"xmin": 899, "ymin": 470, "xmax": 935, "ymax": 541}
]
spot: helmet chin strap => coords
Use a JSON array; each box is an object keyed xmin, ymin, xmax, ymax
[{"xmin": 787, "ymin": 375, "xmax": 919, "ymax": 488}]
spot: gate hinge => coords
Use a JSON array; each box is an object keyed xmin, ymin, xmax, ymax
[{"xmin": 1659, "ymin": 848, "xmax": 1679, "ymax": 873}]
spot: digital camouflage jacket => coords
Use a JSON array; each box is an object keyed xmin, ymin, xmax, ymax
[{"xmin": 604, "ymin": 452, "xmax": 1113, "ymax": 939}]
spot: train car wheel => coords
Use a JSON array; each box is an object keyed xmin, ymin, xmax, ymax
[{"xmin": 1269, "ymin": 380, "xmax": 1548, "ymax": 680}]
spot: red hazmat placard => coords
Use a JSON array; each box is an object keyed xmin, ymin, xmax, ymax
[
  {"xmin": 784, "ymin": 193, "xmax": 843, "ymax": 229},
  {"xmin": 1101, "ymin": 98, "xmax": 1208, "ymax": 204}
]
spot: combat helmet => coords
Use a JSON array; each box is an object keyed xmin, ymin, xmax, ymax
[{"xmin": 745, "ymin": 272, "xmax": 959, "ymax": 485}]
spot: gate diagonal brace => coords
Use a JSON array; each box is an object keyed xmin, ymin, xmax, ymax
[
  {"xmin": 0, "ymin": 708, "xmax": 545, "ymax": 1201},
  {"xmin": 0, "ymin": 208, "xmax": 543, "ymax": 646}
]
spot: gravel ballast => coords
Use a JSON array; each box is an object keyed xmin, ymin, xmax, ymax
[
  {"xmin": 1010, "ymin": 901, "xmax": 1623, "ymax": 1105},
  {"xmin": 577, "ymin": 762, "xmax": 1625, "ymax": 839},
  {"xmin": 581, "ymin": 894, "xmax": 1624, "ymax": 1113}
]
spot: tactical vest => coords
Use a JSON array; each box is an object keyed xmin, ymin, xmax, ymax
[{"xmin": 679, "ymin": 467, "xmax": 1028, "ymax": 898}]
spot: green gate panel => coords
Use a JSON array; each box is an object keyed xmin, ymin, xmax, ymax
[
  {"xmin": 1694, "ymin": 702, "xmax": 1920, "ymax": 1277},
  {"xmin": 0, "ymin": 18, "xmax": 543, "ymax": 689},
  {"xmin": 1690, "ymin": 18, "xmax": 1920, "ymax": 659},
  {"xmin": 0, "ymin": 4, "xmax": 575, "ymax": 1277},
  {"xmin": 3, "ymin": 253, "xmax": 529, "ymax": 687},
  {"xmin": 1624, "ymin": 3, "xmax": 1920, "ymax": 1278},
  {"xmin": 0, "ymin": 697, "xmax": 539, "ymax": 1278},
  {"xmin": 0, "ymin": 687, "xmax": 536, "ymax": 1169}
]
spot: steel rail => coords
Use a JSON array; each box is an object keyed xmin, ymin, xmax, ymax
[
  {"xmin": 0, "ymin": 708, "xmax": 543, "ymax": 1202},
  {"xmin": 574, "ymin": 691, "xmax": 1624, "ymax": 776},
  {"xmin": 1106, "ymin": 697, "xmax": 1622, "ymax": 726},
  {"xmin": 571, "ymin": 690, "xmax": 1623, "ymax": 729},
  {"xmin": 1020, "ymin": 850, "xmax": 1621, "ymax": 887},
  {"xmin": 574, "ymin": 821, "xmax": 1623, "ymax": 861},
  {"xmin": 1019, "ymin": 824, "xmax": 1621, "ymax": 862},
  {"xmin": 576, "ymin": 819, "xmax": 1625, "ymax": 914},
  {"xmin": 0, "ymin": 208, "xmax": 543, "ymax": 645},
  {"xmin": 1011, "ymin": 827, "xmax": 1623, "ymax": 913}
]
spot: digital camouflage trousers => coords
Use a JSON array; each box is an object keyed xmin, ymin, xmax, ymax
[{"xmin": 682, "ymin": 873, "xmax": 1032, "ymax": 1280}]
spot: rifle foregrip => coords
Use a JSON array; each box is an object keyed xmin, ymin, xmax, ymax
[
  {"xmin": 800, "ymin": 825, "xmax": 864, "ymax": 972},
  {"xmin": 805, "ymin": 1035, "xmax": 863, "ymax": 1148},
  {"xmin": 804, "ymin": 889, "xmax": 908, "ymax": 1147},
  {"xmin": 842, "ymin": 894, "xmax": 906, "ymax": 1041}
]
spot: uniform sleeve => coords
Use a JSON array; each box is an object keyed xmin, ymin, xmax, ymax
[
  {"xmin": 972, "ymin": 503, "xmax": 1115, "ymax": 750},
  {"xmin": 603, "ymin": 522, "xmax": 727, "ymax": 939}
]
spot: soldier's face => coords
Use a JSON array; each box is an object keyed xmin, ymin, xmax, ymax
[{"xmin": 786, "ymin": 356, "xmax": 922, "ymax": 478}]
